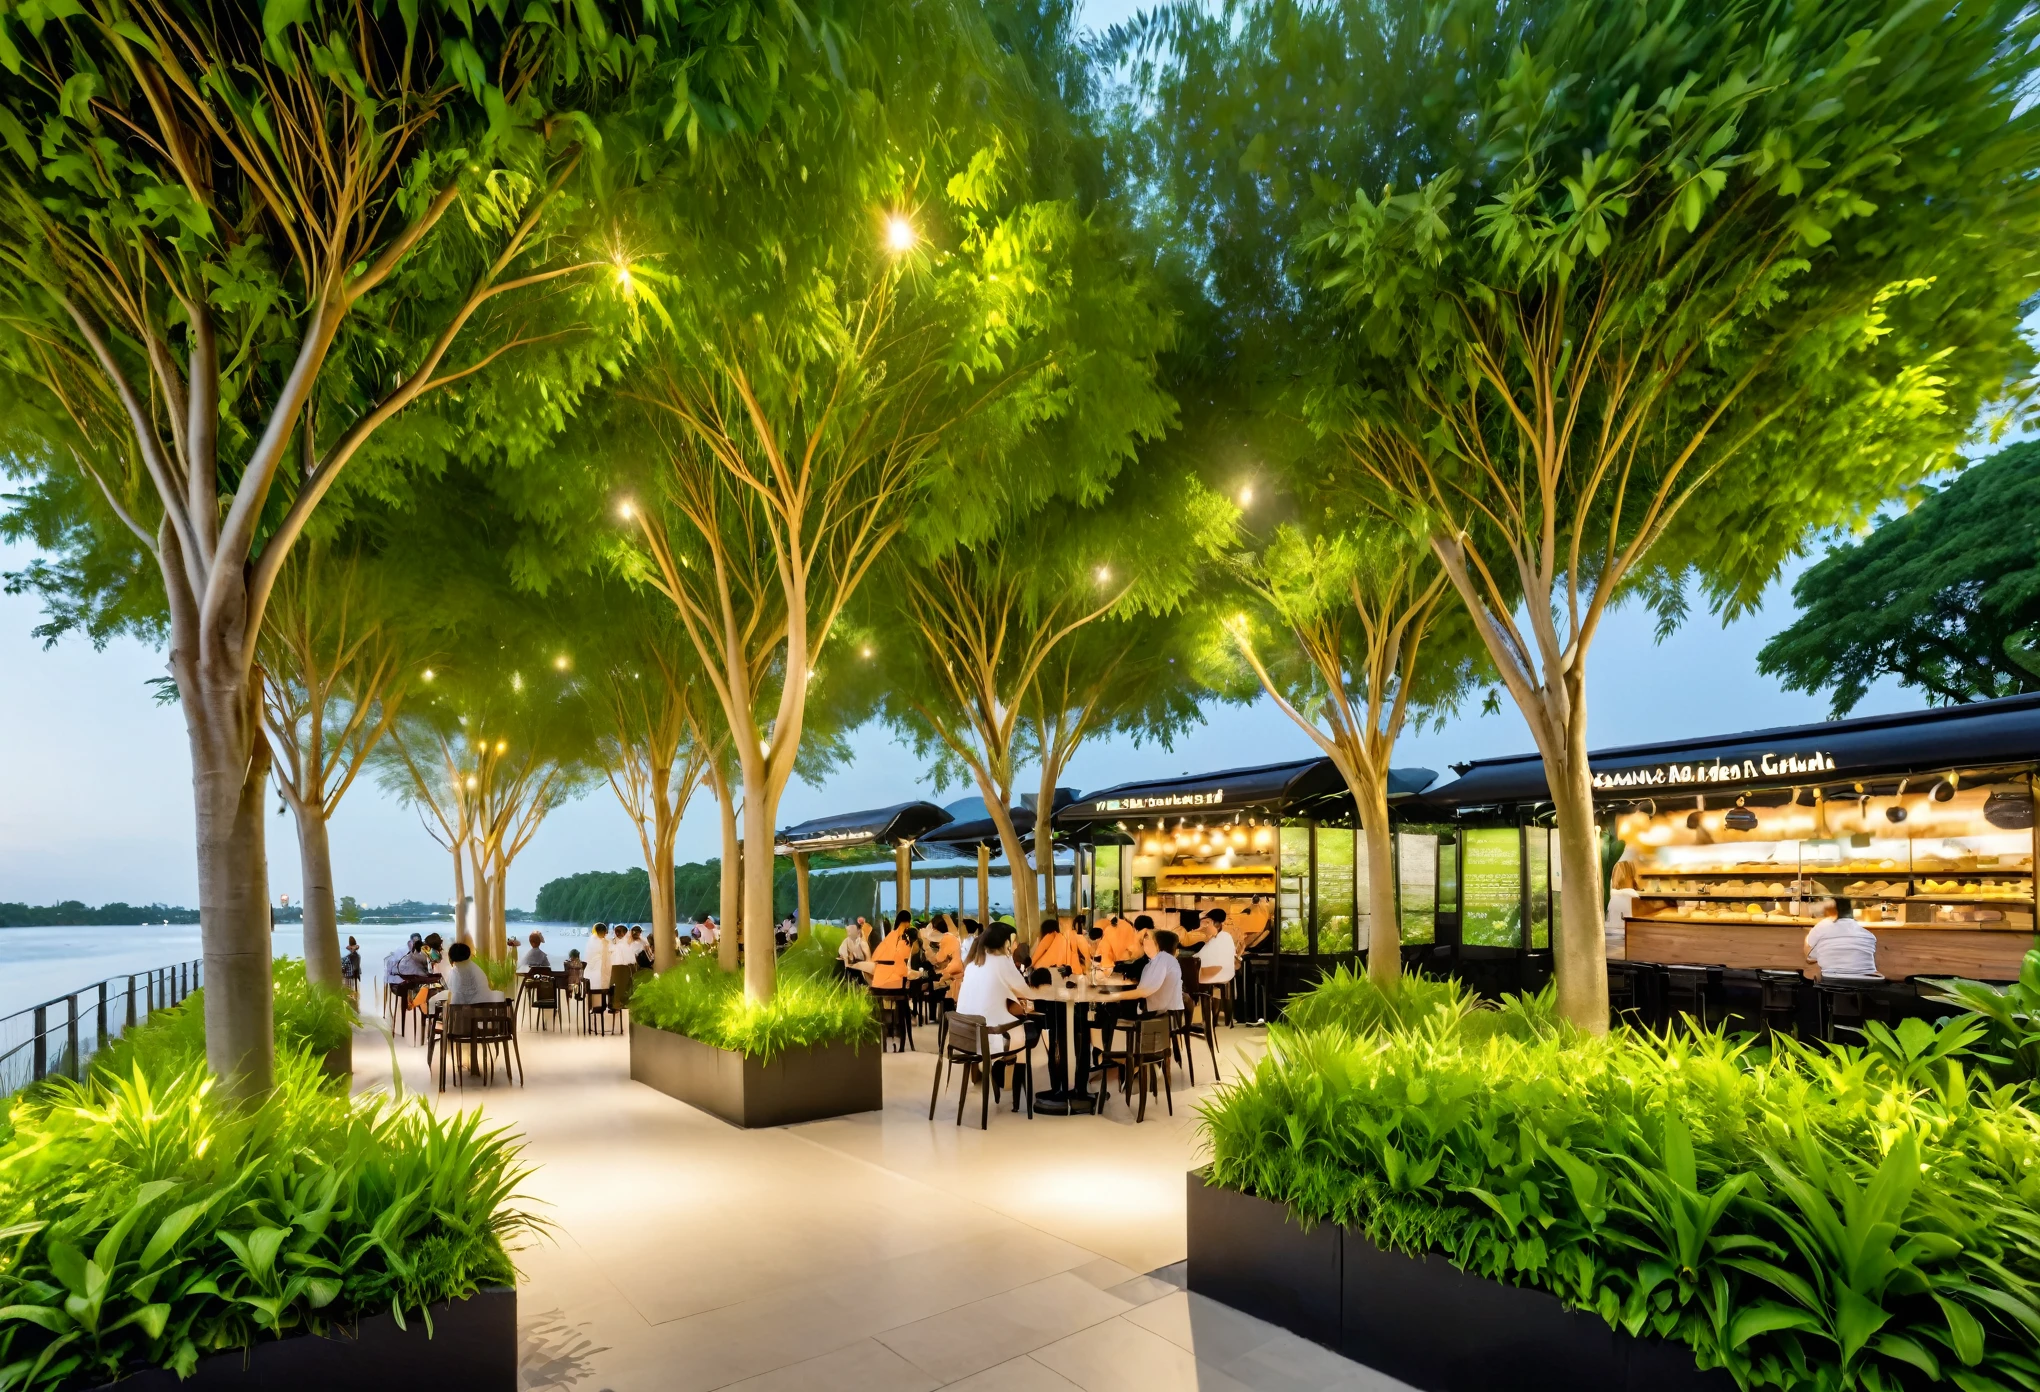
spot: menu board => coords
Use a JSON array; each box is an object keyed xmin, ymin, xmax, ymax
[
  {"xmin": 1526, "ymin": 828, "xmax": 1551, "ymax": 951},
  {"xmin": 1398, "ymin": 832, "xmax": 1438, "ymax": 947},
  {"xmin": 1093, "ymin": 844, "xmax": 1120, "ymax": 913},
  {"xmin": 1316, "ymin": 825, "xmax": 1356, "ymax": 954},
  {"xmin": 1461, "ymin": 828, "xmax": 1523, "ymax": 948}
]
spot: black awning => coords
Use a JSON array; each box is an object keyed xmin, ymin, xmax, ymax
[
  {"xmin": 1054, "ymin": 757, "xmax": 1438, "ymax": 828},
  {"xmin": 921, "ymin": 808, "xmax": 1035, "ymax": 857},
  {"xmin": 1418, "ymin": 692, "xmax": 2040, "ymax": 811},
  {"xmin": 775, "ymin": 800, "xmax": 952, "ymax": 853}
]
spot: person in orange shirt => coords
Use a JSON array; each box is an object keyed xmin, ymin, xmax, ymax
[
  {"xmin": 1032, "ymin": 917, "xmax": 1086, "ymax": 975},
  {"xmin": 870, "ymin": 912, "xmax": 923, "ymax": 991},
  {"xmin": 925, "ymin": 913, "xmax": 965, "ymax": 997},
  {"xmin": 1097, "ymin": 912, "xmax": 1142, "ymax": 969}
]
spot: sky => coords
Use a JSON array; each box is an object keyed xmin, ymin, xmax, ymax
[{"xmin": 0, "ymin": 0, "xmax": 1923, "ymax": 913}]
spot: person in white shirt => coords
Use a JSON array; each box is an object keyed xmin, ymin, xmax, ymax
[
  {"xmin": 587, "ymin": 923, "xmax": 614, "ymax": 990},
  {"xmin": 443, "ymin": 942, "xmax": 505, "ymax": 1004},
  {"xmin": 521, "ymin": 931, "xmax": 551, "ymax": 972},
  {"xmin": 1804, "ymin": 897, "xmax": 1881, "ymax": 980},
  {"xmin": 1194, "ymin": 910, "xmax": 1237, "ymax": 984},
  {"xmin": 1604, "ymin": 859, "xmax": 1639, "ymax": 959},
  {"xmin": 837, "ymin": 921, "xmax": 872, "ymax": 972},
  {"xmin": 1126, "ymin": 928, "xmax": 1185, "ymax": 1014},
  {"xmin": 954, "ymin": 923, "xmax": 1041, "ymax": 1046}
]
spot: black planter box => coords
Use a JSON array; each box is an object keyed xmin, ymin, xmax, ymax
[
  {"xmin": 1186, "ymin": 1173, "xmax": 1734, "ymax": 1392},
  {"xmin": 629, "ymin": 1018, "xmax": 882, "ymax": 1127},
  {"xmin": 86, "ymin": 1286, "xmax": 513, "ymax": 1391}
]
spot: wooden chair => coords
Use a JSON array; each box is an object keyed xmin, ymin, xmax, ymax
[
  {"xmin": 872, "ymin": 988, "xmax": 916, "ymax": 1052},
  {"xmin": 1102, "ymin": 1014, "xmax": 1175, "ymax": 1122},
  {"xmin": 585, "ymin": 979, "xmax": 620, "ymax": 1036},
  {"xmin": 928, "ymin": 1014, "xmax": 1034, "ymax": 1129},
  {"xmin": 561, "ymin": 961, "xmax": 588, "ymax": 1032},
  {"xmin": 437, "ymin": 1000, "xmax": 522, "ymax": 1091},
  {"xmin": 519, "ymin": 971, "xmax": 562, "ymax": 1032},
  {"xmin": 1175, "ymin": 983, "xmax": 1223, "ymax": 1085},
  {"xmin": 611, "ymin": 964, "xmax": 639, "ymax": 1014}
]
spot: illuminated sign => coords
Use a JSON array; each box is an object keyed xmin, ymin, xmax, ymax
[
  {"xmin": 1591, "ymin": 750, "xmax": 1836, "ymax": 791},
  {"xmin": 1088, "ymin": 789, "xmax": 1225, "ymax": 814}
]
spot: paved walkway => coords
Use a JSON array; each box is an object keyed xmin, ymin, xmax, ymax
[{"xmin": 353, "ymin": 1009, "xmax": 1408, "ymax": 1392}]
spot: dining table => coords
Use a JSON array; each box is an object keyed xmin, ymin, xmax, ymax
[{"xmin": 1030, "ymin": 971, "xmax": 1133, "ymax": 1116}]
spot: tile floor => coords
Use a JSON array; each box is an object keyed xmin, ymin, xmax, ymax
[{"xmin": 353, "ymin": 1010, "xmax": 1411, "ymax": 1392}]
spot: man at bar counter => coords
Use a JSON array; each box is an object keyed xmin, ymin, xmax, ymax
[{"xmin": 1804, "ymin": 897, "xmax": 1882, "ymax": 980}]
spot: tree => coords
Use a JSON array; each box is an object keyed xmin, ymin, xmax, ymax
[
  {"xmin": 579, "ymin": 590, "xmax": 719, "ymax": 970},
  {"xmin": 1759, "ymin": 443, "xmax": 2040, "ymax": 715},
  {"xmin": 0, "ymin": 0, "xmax": 800, "ymax": 1092},
  {"xmin": 1132, "ymin": 0, "xmax": 2040, "ymax": 1031},
  {"xmin": 1224, "ymin": 518, "xmax": 1490, "ymax": 990},
  {"xmin": 259, "ymin": 537, "xmax": 416, "ymax": 992},
  {"xmin": 615, "ymin": 0, "xmax": 1175, "ymax": 998}
]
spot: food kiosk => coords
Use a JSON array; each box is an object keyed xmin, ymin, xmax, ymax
[
  {"xmin": 1054, "ymin": 757, "xmax": 1437, "ymax": 1015},
  {"xmin": 775, "ymin": 800, "xmax": 954, "ymax": 924},
  {"xmin": 1412, "ymin": 694, "xmax": 2040, "ymax": 984}
]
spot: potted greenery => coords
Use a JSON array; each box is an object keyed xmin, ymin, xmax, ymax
[
  {"xmin": 0, "ymin": 962, "xmax": 527, "ymax": 1391},
  {"xmin": 1190, "ymin": 965, "xmax": 2040, "ymax": 1392},
  {"xmin": 627, "ymin": 929, "xmax": 882, "ymax": 1127}
]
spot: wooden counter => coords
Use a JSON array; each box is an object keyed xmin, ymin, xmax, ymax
[{"xmin": 1624, "ymin": 918, "xmax": 2035, "ymax": 981}]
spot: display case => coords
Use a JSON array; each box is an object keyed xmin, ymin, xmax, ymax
[{"xmin": 1618, "ymin": 779, "xmax": 2036, "ymax": 978}]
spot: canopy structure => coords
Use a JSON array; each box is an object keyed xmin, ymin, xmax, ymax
[
  {"xmin": 1054, "ymin": 756, "xmax": 1437, "ymax": 831},
  {"xmin": 921, "ymin": 807, "xmax": 1036, "ymax": 857},
  {"xmin": 774, "ymin": 800, "xmax": 953, "ymax": 855},
  {"xmin": 1419, "ymin": 692, "xmax": 2040, "ymax": 811}
]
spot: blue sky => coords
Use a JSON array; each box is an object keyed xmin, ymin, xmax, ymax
[{"xmin": 0, "ymin": 0, "xmax": 1922, "ymax": 911}]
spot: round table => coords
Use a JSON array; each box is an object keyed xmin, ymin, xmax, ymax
[{"xmin": 1031, "ymin": 975, "xmax": 1133, "ymax": 1116}]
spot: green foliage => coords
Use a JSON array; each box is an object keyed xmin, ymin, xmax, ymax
[
  {"xmin": 535, "ymin": 851, "xmax": 884, "ymax": 925},
  {"xmin": 90, "ymin": 960, "xmax": 355, "ymax": 1083},
  {"xmin": 1207, "ymin": 972, "xmax": 2040, "ymax": 1391},
  {"xmin": 1759, "ymin": 445, "xmax": 2040, "ymax": 715},
  {"xmin": 0, "ymin": 1043, "xmax": 532, "ymax": 1390},
  {"xmin": 1922, "ymin": 947, "xmax": 2040, "ymax": 1087},
  {"xmin": 0, "ymin": 904, "xmax": 199, "ymax": 928},
  {"xmin": 628, "ymin": 945, "xmax": 876, "ymax": 1060},
  {"xmin": 477, "ymin": 955, "xmax": 518, "ymax": 995}
]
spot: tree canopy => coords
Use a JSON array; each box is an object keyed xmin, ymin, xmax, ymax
[{"xmin": 1759, "ymin": 444, "xmax": 2040, "ymax": 715}]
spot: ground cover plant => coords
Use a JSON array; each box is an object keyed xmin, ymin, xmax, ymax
[
  {"xmin": 630, "ymin": 931, "xmax": 876, "ymax": 1060},
  {"xmin": 1207, "ymin": 965, "xmax": 2040, "ymax": 1391},
  {"xmin": 0, "ymin": 967, "xmax": 532, "ymax": 1390}
]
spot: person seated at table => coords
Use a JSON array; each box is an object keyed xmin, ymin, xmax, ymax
[
  {"xmin": 627, "ymin": 925, "xmax": 653, "ymax": 968},
  {"xmin": 838, "ymin": 918, "xmax": 873, "ymax": 973},
  {"xmin": 1098, "ymin": 912, "xmax": 1143, "ymax": 968},
  {"xmin": 521, "ymin": 931, "xmax": 552, "ymax": 972},
  {"xmin": 389, "ymin": 934, "xmax": 428, "ymax": 982},
  {"xmin": 1195, "ymin": 909, "xmax": 1237, "ymax": 984},
  {"xmin": 870, "ymin": 914, "xmax": 923, "ymax": 990},
  {"xmin": 587, "ymin": 923, "xmax": 613, "ymax": 990},
  {"xmin": 444, "ymin": 941, "xmax": 505, "ymax": 1005},
  {"xmin": 1089, "ymin": 927, "xmax": 1184, "ymax": 1065},
  {"xmin": 955, "ymin": 923, "xmax": 1043, "ymax": 1051},
  {"xmin": 1175, "ymin": 907, "xmax": 1211, "ymax": 947},
  {"xmin": 1804, "ymin": 896, "xmax": 1881, "ymax": 980},
  {"xmin": 924, "ymin": 913, "xmax": 965, "ymax": 997},
  {"xmin": 1032, "ymin": 917, "xmax": 1086, "ymax": 975}
]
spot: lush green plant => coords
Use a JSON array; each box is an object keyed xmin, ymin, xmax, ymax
[
  {"xmin": 478, "ymin": 955, "xmax": 519, "ymax": 996},
  {"xmin": 0, "ymin": 1045, "xmax": 533, "ymax": 1390},
  {"xmin": 629, "ymin": 947, "xmax": 876, "ymax": 1060},
  {"xmin": 1207, "ymin": 972, "xmax": 2040, "ymax": 1391},
  {"xmin": 1922, "ymin": 947, "xmax": 2040, "ymax": 1086},
  {"xmin": 89, "ymin": 960, "xmax": 354, "ymax": 1084}
]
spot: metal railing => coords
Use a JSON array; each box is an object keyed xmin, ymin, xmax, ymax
[{"xmin": 0, "ymin": 959, "xmax": 204, "ymax": 1097}]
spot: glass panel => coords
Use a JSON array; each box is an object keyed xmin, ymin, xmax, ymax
[
  {"xmin": 1527, "ymin": 827, "xmax": 1551, "ymax": 951},
  {"xmin": 1279, "ymin": 824, "xmax": 1312, "ymax": 954},
  {"xmin": 1461, "ymin": 828, "xmax": 1523, "ymax": 948},
  {"xmin": 1093, "ymin": 844, "xmax": 1120, "ymax": 914},
  {"xmin": 1352, "ymin": 825, "xmax": 1371, "ymax": 953},
  {"xmin": 1398, "ymin": 832, "xmax": 1438, "ymax": 946},
  {"xmin": 1439, "ymin": 836, "xmax": 1459, "ymax": 911},
  {"xmin": 1316, "ymin": 825, "xmax": 1356, "ymax": 955}
]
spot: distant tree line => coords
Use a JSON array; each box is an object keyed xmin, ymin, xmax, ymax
[
  {"xmin": 0, "ymin": 902, "xmax": 201, "ymax": 928},
  {"xmin": 537, "ymin": 854, "xmax": 888, "ymax": 927}
]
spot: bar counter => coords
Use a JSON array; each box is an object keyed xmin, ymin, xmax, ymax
[{"xmin": 1625, "ymin": 917, "xmax": 2037, "ymax": 981}]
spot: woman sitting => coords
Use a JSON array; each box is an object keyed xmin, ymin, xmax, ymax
[
  {"xmin": 954, "ymin": 923, "xmax": 1042, "ymax": 1050},
  {"xmin": 1031, "ymin": 917, "xmax": 1086, "ymax": 976},
  {"xmin": 870, "ymin": 913, "xmax": 923, "ymax": 991}
]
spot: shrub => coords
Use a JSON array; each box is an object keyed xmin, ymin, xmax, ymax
[
  {"xmin": 87, "ymin": 958, "xmax": 354, "ymax": 1083},
  {"xmin": 1205, "ymin": 971, "xmax": 2040, "ymax": 1392},
  {"xmin": 629, "ymin": 944, "xmax": 876, "ymax": 1060},
  {"xmin": 1922, "ymin": 946, "xmax": 2040, "ymax": 1085},
  {"xmin": 0, "ymin": 1044, "xmax": 532, "ymax": 1390}
]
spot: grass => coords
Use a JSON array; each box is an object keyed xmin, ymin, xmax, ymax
[
  {"xmin": 629, "ymin": 928, "xmax": 876, "ymax": 1060},
  {"xmin": 1206, "ymin": 966, "xmax": 2040, "ymax": 1392},
  {"xmin": 0, "ymin": 963, "xmax": 531, "ymax": 1390}
]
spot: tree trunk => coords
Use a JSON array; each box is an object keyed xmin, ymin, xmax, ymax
[
  {"xmin": 651, "ymin": 809, "xmax": 678, "ymax": 972},
  {"xmin": 977, "ymin": 846, "xmax": 990, "ymax": 925},
  {"xmin": 717, "ymin": 782, "xmax": 741, "ymax": 973},
  {"xmin": 491, "ymin": 844, "xmax": 508, "ymax": 960},
  {"xmin": 793, "ymin": 852, "xmax": 810, "ymax": 942},
  {"xmin": 1035, "ymin": 765, "xmax": 1061, "ymax": 924},
  {"xmin": 893, "ymin": 841, "xmax": 911, "ymax": 921},
  {"xmin": 467, "ymin": 843, "xmax": 489, "ymax": 951},
  {"xmin": 740, "ymin": 793, "xmax": 777, "ymax": 1003},
  {"xmin": 1358, "ymin": 775, "xmax": 1401, "ymax": 992},
  {"xmin": 186, "ymin": 664, "xmax": 276, "ymax": 1101},
  {"xmin": 1548, "ymin": 713, "xmax": 1610, "ymax": 1033},
  {"xmin": 293, "ymin": 802, "xmax": 343, "ymax": 991},
  {"xmin": 451, "ymin": 846, "xmax": 467, "ymax": 945},
  {"xmin": 983, "ymin": 803, "xmax": 1037, "ymax": 940}
]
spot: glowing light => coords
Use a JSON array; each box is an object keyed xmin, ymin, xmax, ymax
[
  {"xmin": 618, "ymin": 499, "xmax": 635, "ymax": 521},
  {"xmin": 614, "ymin": 262, "xmax": 634, "ymax": 293},
  {"xmin": 1238, "ymin": 485, "xmax": 1254, "ymax": 506},
  {"xmin": 554, "ymin": 654, "xmax": 571, "ymax": 671},
  {"xmin": 1096, "ymin": 565, "xmax": 1112, "ymax": 584},
  {"xmin": 422, "ymin": 668, "xmax": 435, "ymax": 681},
  {"xmin": 495, "ymin": 739, "xmax": 507, "ymax": 754},
  {"xmin": 760, "ymin": 740, "xmax": 772, "ymax": 757},
  {"xmin": 885, "ymin": 215, "xmax": 917, "ymax": 252},
  {"xmin": 465, "ymin": 776, "xmax": 478, "ymax": 789},
  {"xmin": 861, "ymin": 646, "xmax": 874, "ymax": 659}
]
